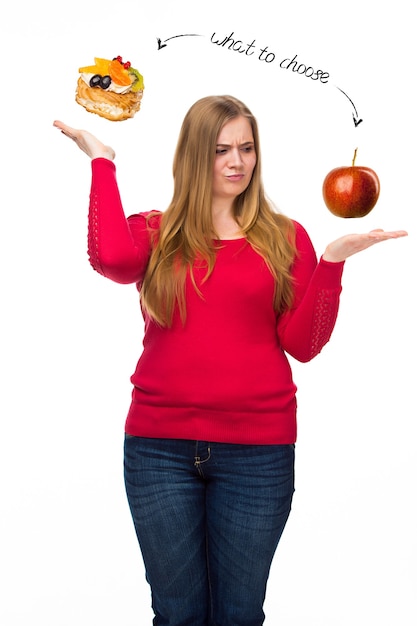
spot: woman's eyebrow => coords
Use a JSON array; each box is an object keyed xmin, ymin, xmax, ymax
[{"xmin": 216, "ymin": 141, "xmax": 255, "ymax": 147}]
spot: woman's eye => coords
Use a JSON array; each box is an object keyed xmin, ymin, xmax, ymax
[{"xmin": 215, "ymin": 145, "xmax": 254, "ymax": 154}]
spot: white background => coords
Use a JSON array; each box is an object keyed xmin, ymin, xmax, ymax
[{"xmin": 1, "ymin": 1, "xmax": 415, "ymax": 624}]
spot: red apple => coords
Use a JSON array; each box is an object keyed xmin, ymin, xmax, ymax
[{"xmin": 322, "ymin": 149, "xmax": 380, "ymax": 218}]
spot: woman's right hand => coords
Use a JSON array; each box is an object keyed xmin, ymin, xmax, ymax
[{"xmin": 53, "ymin": 120, "xmax": 116, "ymax": 161}]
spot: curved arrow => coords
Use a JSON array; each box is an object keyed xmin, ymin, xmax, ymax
[
  {"xmin": 336, "ymin": 87, "xmax": 363, "ymax": 127},
  {"xmin": 157, "ymin": 34, "xmax": 202, "ymax": 50}
]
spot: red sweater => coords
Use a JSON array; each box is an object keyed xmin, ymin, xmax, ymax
[{"xmin": 88, "ymin": 158, "xmax": 344, "ymax": 444}]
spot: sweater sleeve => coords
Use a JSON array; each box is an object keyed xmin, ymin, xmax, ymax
[
  {"xmin": 87, "ymin": 158, "xmax": 156, "ymax": 284},
  {"xmin": 277, "ymin": 222, "xmax": 345, "ymax": 363}
]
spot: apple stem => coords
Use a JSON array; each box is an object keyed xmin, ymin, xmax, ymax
[{"xmin": 352, "ymin": 147, "xmax": 358, "ymax": 167}]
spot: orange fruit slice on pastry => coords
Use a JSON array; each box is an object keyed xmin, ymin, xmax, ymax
[{"xmin": 109, "ymin": 59, "xmax": 132, "ymax": 86}]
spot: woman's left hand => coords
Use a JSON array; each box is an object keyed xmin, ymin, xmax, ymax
[{"xmin": 323, "ymin": 229, "xmax": 408, "ymax": 263}]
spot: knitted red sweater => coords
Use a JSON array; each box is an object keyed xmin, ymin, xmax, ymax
[{"xmin": 88, "ymin": 158, "xmax": 344, "ymax": 444}]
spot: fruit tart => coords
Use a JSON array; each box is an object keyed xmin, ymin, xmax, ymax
[{"xmin": 76, "ymin": 56, "xmax": 144, "ymax": 121}]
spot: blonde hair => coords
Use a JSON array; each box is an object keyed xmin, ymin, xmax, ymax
[{"xmin": 141, "ymin": 95, "xmax": 296, "ymax": 326}]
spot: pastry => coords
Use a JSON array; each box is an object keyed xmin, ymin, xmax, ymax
[{"xmin": 76, "ymin": 56, "xmax": 144, "ymax": 121}]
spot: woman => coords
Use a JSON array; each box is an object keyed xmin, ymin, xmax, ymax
[{"xmin": 54, "ymin": 95, "xmax": 406, "ymax": 626}]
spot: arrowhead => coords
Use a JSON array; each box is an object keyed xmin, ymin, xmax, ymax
[
  {"xmin": 157, "ymin": 38, "xmax": 168, "ymax": 50},
  {"xmin": 353, "ymin": 116, "xmax": 363, "ymax": 127}
]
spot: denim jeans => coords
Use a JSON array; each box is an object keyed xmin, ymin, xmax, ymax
[{"xmin": 124, "ymin": 436, "xmax": 295, "ymax": 626}]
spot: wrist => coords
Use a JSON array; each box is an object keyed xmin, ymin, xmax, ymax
[
  {"xmin": 92, "ymin": 150, "xmax": 115, "ymax": 161},
  {"xmin": 322, "ymin": 248, "xmax": 344, "ymax": 263}
]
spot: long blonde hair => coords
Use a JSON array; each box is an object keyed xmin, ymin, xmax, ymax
[{"xmin": 140, "ymin": 95, "xmax": 297, "ymax": 326}]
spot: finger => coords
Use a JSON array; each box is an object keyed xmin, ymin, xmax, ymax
[
  {"xmin": 370, "ymin": 230, "xmax": 408, "ymax": 238},
  {"xmin": 53, "ymin": 120, "xmax": 72, "ymax": 132},
  {"xmin": 53, "ymin": 120, "xmax": 79, "ymax": 140},
  {"xmin": 366, "ymin": 230, "xmax": 408, "ymax": 244},
  {"xmin": 389, "ymin": 230, "xmax": 408, "ymax": 237}
]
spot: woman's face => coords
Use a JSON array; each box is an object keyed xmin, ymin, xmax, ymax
[{"xmin": 212, "ymin": 115, "xmax": 257, "ymax": 208}]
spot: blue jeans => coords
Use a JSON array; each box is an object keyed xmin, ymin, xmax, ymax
[{"xmin": 124, "ymin": 436, "xmax": 295, "ymax": 626}]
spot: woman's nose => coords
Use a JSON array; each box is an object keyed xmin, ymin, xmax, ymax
[{"xmin": 228, "ymin": 148, "xmax": 243, "ymax": 167}]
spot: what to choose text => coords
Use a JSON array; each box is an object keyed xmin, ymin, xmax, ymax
[{"xmin": 211, "ymin": 32, "xmax": 330, "ymax": 83}]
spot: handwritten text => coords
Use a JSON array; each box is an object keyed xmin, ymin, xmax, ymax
[{"xmin": 211, "ymin": 32, "xmax": 330, "ymax": 83}]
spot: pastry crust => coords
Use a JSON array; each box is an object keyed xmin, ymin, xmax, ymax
[{"xmin": 75, "ymin": 77, "xmax": 143, "ymax": 121}]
